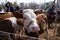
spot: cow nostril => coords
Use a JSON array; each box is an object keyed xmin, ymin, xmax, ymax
[
  {"xmin": 32, "ymin": 27, "xmax": 35, "ymax": 30},
  {"xmin": 32, "ymin": 26, "xmax": 40, "ymax": 31}
]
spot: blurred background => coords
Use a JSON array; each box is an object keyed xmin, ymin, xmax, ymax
[{"xmin": 0, "ymin": 0, "xmax": 55, "ymax": 10}]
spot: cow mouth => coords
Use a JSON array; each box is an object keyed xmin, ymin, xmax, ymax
[{"xmin": 32, "ymin": 27, "xmax": 40, "ymax": 32}]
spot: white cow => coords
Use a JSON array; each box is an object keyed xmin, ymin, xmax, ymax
[{"xmin": 23, "ymin": 9, "xmax": 40, "ymax": 33}]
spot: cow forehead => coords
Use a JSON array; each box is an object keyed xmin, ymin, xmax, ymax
[
  {"xmin": 23, "ymin": 9, "xmax": 37, "ymax": 25},
  {"xmin": 23, "ymin": 9, "xmax": 34, "ymax": 13},
  {"xmin": 23, "ymin": 10, "xmax": 37, "ymax": 18}
]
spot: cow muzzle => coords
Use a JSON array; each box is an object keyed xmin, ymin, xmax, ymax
[
  {"xmin": 29, "ymin": 25, "xmax": 40, "ymax": 32},
  {"xmin": 32, "ymin": 26, "xmax": 40, "ymax": 32}
]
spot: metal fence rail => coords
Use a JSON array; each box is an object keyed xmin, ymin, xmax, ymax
[{"xmin": 0, "ymin": 31, "xmax": 46, "ymax": 40}]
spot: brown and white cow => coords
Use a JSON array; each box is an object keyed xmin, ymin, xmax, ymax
[
  {"xmin": 0, "ymin": 12, "xmax": 24, "ymax": 40},
  {"xmin": 23, "ymin": 9, "xmax": 48, "ymax": 40}
]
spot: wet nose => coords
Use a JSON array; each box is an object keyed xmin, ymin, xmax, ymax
[{"xmin": 32, "ymin": 26, "xmax": 40, "ymax": 32}]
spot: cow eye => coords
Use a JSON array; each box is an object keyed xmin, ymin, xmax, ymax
[
  {"xmin": 31, "ymin": 16, "xmax": 35, "ymax": 18},
  {"xmin": 23, "ymin": 17, "xmax": 26, "ymax": 20}
]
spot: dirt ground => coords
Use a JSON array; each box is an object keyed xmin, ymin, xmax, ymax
[{"xmin": 39, "ymin": 23, "xmax": 60, "ymax": 40}]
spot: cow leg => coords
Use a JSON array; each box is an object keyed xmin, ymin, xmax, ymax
[
  {"xmin": 48, "ymin": 15, "xmax": 55, "ymax": 29},
  {"xmin": 48, "ymin": 22, "xmax": 51, "ymax": 28},
  {"xmin": 15, "ymin": 31, "xmax": 22, "ymax": 40},
  {"xmin": 14, "ymin": 26, "xmax": 24, "ymax": 40},
  {"xmin": 48, "ymin": 19, "xmax": 54, "ymax": 29}
]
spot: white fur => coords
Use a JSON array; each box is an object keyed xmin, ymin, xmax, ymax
[
  {"xmin": 6, "ymin": 17, "xmax": 19, "ymax": 28},
  {"xmin": 23, "ymin": 9, "xmax": 40, "ymax": 33}
]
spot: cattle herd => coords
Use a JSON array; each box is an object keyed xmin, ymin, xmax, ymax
[{"xmin": 0, "ymin": 9, "xmax": 59, "ymax": 40}]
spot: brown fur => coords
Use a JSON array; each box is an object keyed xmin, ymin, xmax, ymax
[
  {"xmin": 37, "ymin": 14, "xmax": 47, "ymax": 30},
  {"xmin": 0, "ymin": 13, "xmax": 14, "ymax": 20},
  {"xmin": 34, "ymin": 10, "xmax": 42, "ymax": 15},
  {"xmin": 17, "ymin": 18, "xmax": 24, "ymax": 26},
  {"xmin": 12, "ymin": 11, "xmax": 23, "ymax": 19},
  {"xmin": 0, "ymin": 12, "xmax": 24, "ymax": 40}
]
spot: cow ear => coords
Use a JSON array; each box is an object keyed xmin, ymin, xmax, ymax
[{"xmin": 17, "ymin": 19, "xmax": 24, "ymax": 26}]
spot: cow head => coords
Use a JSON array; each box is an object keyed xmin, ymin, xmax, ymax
[{"xmin": 23, "ymin": 9, "xmax": 40, "ymax": 32}]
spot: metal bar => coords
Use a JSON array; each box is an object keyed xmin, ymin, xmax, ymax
[{"xmin": 0, "ymin": 31, "xmax": 46, "ymax": 40}]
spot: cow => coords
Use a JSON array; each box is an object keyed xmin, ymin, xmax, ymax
[
  {"xmin": 0, "ymin": 12, "xmax": 24, "ymax": 40},
  {"xmin": 23, "ymin": 9, "xmax": 48, "ymax": 40}
]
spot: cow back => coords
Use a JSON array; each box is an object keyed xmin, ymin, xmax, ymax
[{"xmin": 0, "ymin": 13, "xmax": 14, "ymax": 20}]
